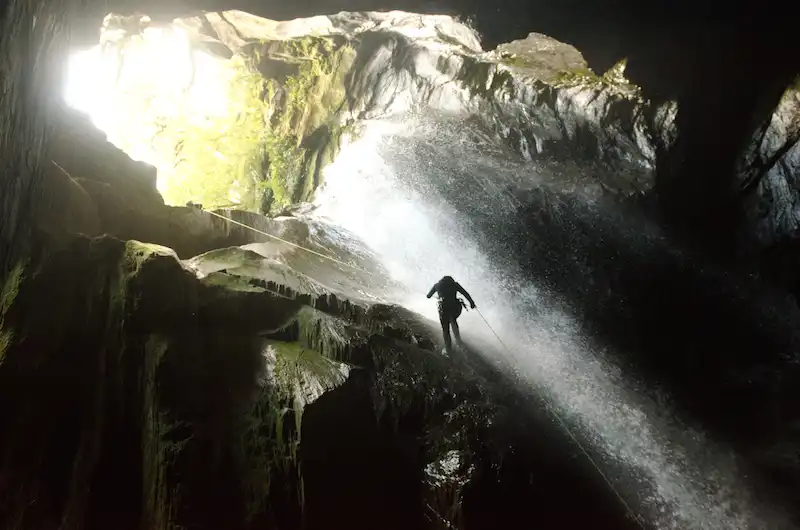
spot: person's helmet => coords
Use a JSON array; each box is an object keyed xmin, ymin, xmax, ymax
[{"xmin": 441, "ymin": 275, "xmax": 455, "ymax": 284}]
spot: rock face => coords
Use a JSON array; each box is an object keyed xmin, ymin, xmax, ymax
[
  {"xmin": 0, "ymin": 74, "xmax": 644, "ymax": 529},
  {"xmin": 738, "ymin": 84, "xmax": 800, "ymax": 245},
  {"xmin": 92, "ymin": 10, "xmax": 800, "ymax": 255},
  {"xmin": 0, "ymin": 230, "xmax": 640, "ymax": 530},
  {"xmin": 95, "ymin": 10, "xmax": 658, "ymax": 215}
]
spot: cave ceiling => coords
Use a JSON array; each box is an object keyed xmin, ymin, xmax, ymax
[{"xmin": 74, "ymin": 0, "xmax": 800, "ymax": 102}]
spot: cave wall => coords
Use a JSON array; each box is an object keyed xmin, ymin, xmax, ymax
[
  {"xmin": 38, "ymin": 105, "xmax": 324, "ymax": 258},
  {"xmin": 71, "ymin": 0, "xmax": 800, "ymax": 253},
  {"xmin": 0, "ymin": 75, "xmax": 649, "ymax": 528},
  {"xmin": 0, "ymin": 0, "xmax": 75, "ymax": 278},
  {"xmin": 2, "ymin": 0, "xmax": 799, "ymax": 279},
  {"xmin": 0, "ymin": 226, "xmax": 645, "ymax": 530},
  {"xmin": 100, "ymin": 11, "xmax": 660, "ymax": 215},
  {"xmin": 91, "ymin": 9, "xmax": 800, "ymax": 258},
  {"xmin": 739, "ymin": 85, "xmax": 800, "ymax": 245},
  {"xmin": 1, "ymin": 2, "xmax": 800, "ymax": 529}
]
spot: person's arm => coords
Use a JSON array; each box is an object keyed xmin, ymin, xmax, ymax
[
  {"xmin": 426, "ymin": 283, "xmax": 438, "ymax": 299},
  {"xmin": 456, "ymin": 283, "xmax": 476, "ymax": 308}
]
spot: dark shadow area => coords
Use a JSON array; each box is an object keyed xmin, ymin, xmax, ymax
[
  {"xmin": 301, "ymin": 344, "xmax": 644, "ymax": 530},
  {"xmin": 301, "ymin": 371, "xmax": 425, "ymax": 530}
]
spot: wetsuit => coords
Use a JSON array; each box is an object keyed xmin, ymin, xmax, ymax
[{"xmin": 426, "ymin": 276, "xmax": 476, "ymax": 351}]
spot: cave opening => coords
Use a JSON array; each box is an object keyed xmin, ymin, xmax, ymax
[{"xmin": 63, "ymin": 15, "xmax": 264, "ymax": 210}]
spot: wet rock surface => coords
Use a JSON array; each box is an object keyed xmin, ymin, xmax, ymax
[
  {"xmin": 366, "ymin": 117, "xmax": 800, "ymax": 525},
  {"xmin": 0, "ymin": 86, "xmax": 644, "ymax": 529},
  {"xmin": 0, "ymin": 231, "xmax": 642, "ymax": 530},
  {"xmin": 738, "ymin": 85, "xmax": 800, "ymax": 245}
]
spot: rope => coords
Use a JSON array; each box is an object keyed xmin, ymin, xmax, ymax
[
  {"xmin": 474, "ymin": 308, "xmax": 646, "ymax": 530},
  {"xmin": 203, "ymin": 209, "xmax": 373, "ymax": 275},
  {"xmin": 201, "ymin": 207, "xmax": 644, "ymax": 527}
]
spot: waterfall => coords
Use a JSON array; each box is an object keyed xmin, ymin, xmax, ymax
[{"xmin": 312, "ymin": 114, "xmax": 791, "ymax": 530}]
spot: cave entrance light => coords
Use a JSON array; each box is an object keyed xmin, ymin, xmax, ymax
[{"xmin": 62, "ymin": 18, "xmax": 252, "ymax": 208}]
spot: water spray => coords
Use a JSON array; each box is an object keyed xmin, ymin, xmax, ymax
[{"xmin": 205, "ymin": 205, "xmax": 647, "ymax": 528}]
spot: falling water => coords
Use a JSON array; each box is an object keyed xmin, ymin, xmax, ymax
[{"xmin": 312, "ymin": 114, "xmax": 791, "ymax": 530}]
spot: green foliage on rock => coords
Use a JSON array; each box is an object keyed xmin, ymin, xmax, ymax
[
  {"xmin": 112, "ymin": 33, "xmax": 357, "ymax": 216},
  {"xmin": 554, "ymin": 59, "xmax": 640, "ymax": 97},
  {"xmin": 257, "ymin": 36, "xmax": 356, "ymax": 213},
  {"xmin": 0, "ymin": 262, "xmax": 24, "ymax": 363},
  {"xmin": 156, "ymin": 55, "xmax": 269, "ymax": 211}
]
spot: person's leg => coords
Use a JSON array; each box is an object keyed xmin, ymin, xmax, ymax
[
  {"xmin": 451, "ymin": 316, "xmax": 461, "ymax": 343},
  {"xmin": 439, "ymin": 306, "xmax": 452, "ymax": 352}
]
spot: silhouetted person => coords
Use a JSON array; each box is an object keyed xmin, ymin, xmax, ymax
[{"xmin": 426, "ymin": 275, "xmax": 476, "ymax": 352}]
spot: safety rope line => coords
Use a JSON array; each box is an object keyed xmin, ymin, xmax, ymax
[
  {"xmin": 474, "ymin": 308, "xmax": 646, "ymax": 530},
  {"xmin": 202, "ymin": 207, "xmax": 644, "ymax": 528},
  {"xmin": 203, "ymin": 209, "xmax": 373, "ymax": 275}
]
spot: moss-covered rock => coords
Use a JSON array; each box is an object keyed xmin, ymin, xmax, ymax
[
  {"xmin": 0, "ymin": 227, "xmax": 641, "ymax": 529},
  {"xmin": 250, "ymin": 36, "xmax": 356, "ymax": 211},
  {"xmin": 90, "ymin": 11, "xmax": 659, "ymax": 212},
  {"xmin": 0, "ymin": 234, "xmax": 379, "ymax": 526},
  {"xmin": 492, "ymin": 32, "xmax": 639, "ymax": 96},
  {"xmin": 0, "ymin": 261, "xmax": 23, "ymax": 363},
  {"xmin": 0, "ymin": 234, "xmax": 309, "ymax": 529}
]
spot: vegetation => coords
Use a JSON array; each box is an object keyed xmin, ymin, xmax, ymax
[
  {"xmin": 156, "ymin": 55, "xmax": 270, "ymax": 211},
  {"xmin": 495, "ymin": 50, "xmax": 638, "ymax": 95},
  {"xmin": 554, "ymin": 58, "xmax": 640, "ymax": 96},
  {"xmin": 102, "ymin": 32, "xmax": 356, "ymax": 215},
  {"xmin": 0, "ymin": 261, "xmax": 24, "ymax": 363},
  {"xmin": 453, "ymin": 57, "xmax": 516, "ymax": 99},
  {"xmin": 497, "ymin": 51, "xmax": 545, "ymax": 71},
  {"xmin": 258, "ymin": 36, "xmax": 355, "ymax": 212}
]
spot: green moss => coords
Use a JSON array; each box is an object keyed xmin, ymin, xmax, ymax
[
  {"xmin": 126, "ymin": 50, "xmax": 271, "ymax": 211},
  {"xmin": 239, "ymin": 338, "xmax": 350, "ymax": 518},
  {"xmin": 202, "ymin": 272, "xmax": 268, "ymax": 293},
  {"xmin": 498, "ymin": 52, "xmax": 537, "ymax": 70},
  {"xmin": 0, "ymin": 262, "xmax": 24, "ymax": 363},
  {"xmin": 554, "ymin": 66, "xmax": 602, "ymax": 85},
  {"xmin": 295, "ymin": 306, "xmax": 353, "ymax": 361},
  {"xmin": 553, "ymin": 59, "xmax": 640, "ymax": 96},
  {"xmin": 259, "ymin": 37, "xmax": 356, "ymax": 212}
]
